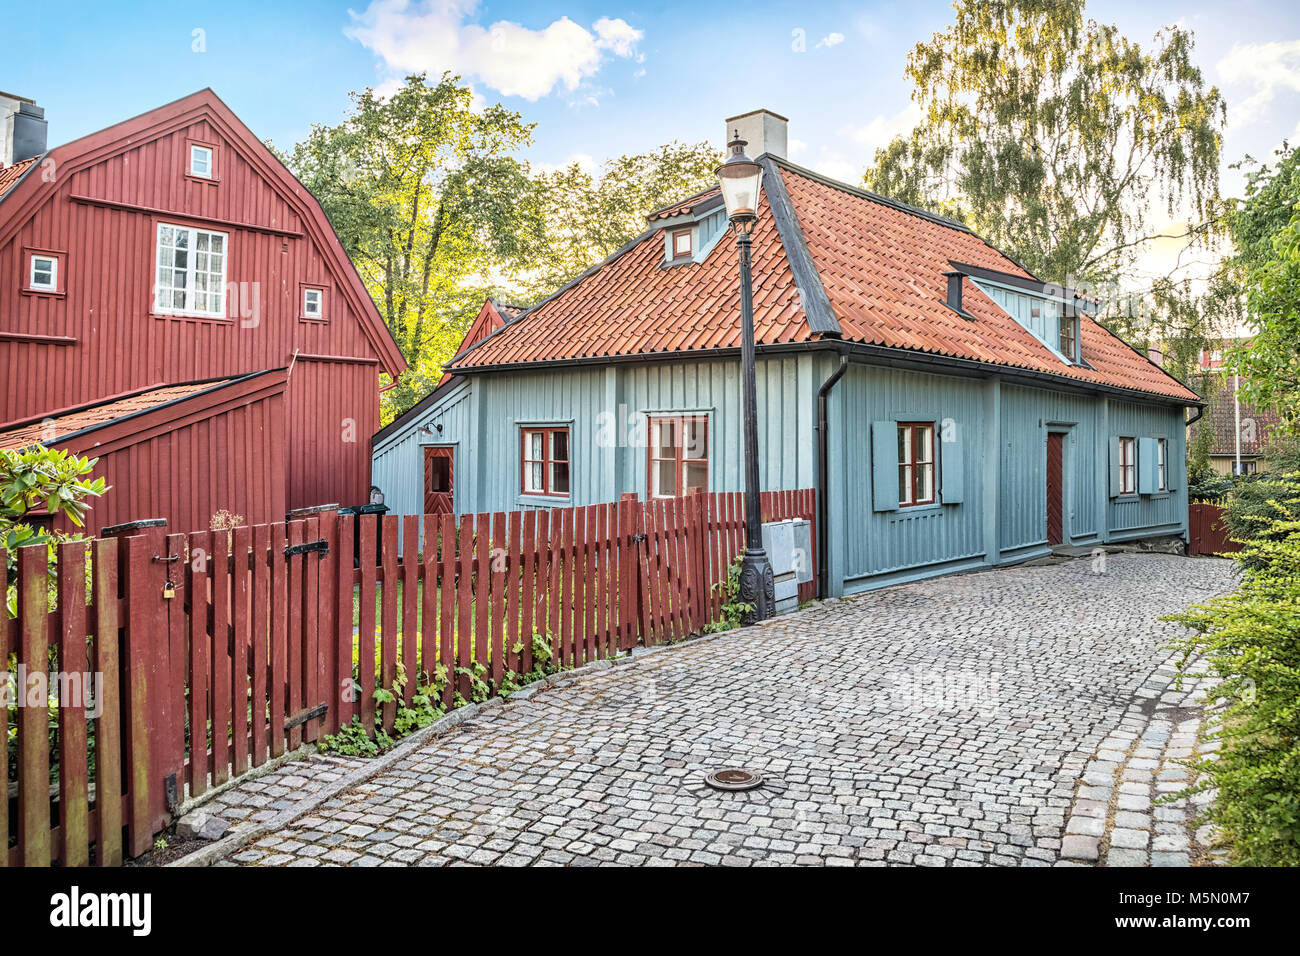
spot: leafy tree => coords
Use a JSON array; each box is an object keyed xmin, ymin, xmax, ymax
[
  {"xmin": 863, "ymin": 0, "xmax": 1227, "ymax": 364},
  {"xmin": 525, "ymin": 141, "xmax": 722, "ymax": 299},
  {"xmin": 1220, "ymin": 146, "xmax": 1300, "ymax": 427},
  {"xmin": 1168, "ymin": 499, "xmax": 1300, "ymax": 866},
  {"xmin": 2, "ymin": 446, "xmax": 107, "ymax": 615},
  {"xmin": 281, "ymin": 73, "xmax": 546, "ymax": 419}
]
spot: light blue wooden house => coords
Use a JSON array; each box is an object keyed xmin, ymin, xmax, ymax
[{"xmin": 371, "ymin": 110, "xmax": 1201, "ymax": 598}]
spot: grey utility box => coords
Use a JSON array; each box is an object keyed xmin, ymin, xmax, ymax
[
  {"xmin": 791, "ymin": 518, "xmax": 813, "ymax": 586},
  {"xmin": 761, "ymin": 519, "xmax": 800, "ymax": 615}
]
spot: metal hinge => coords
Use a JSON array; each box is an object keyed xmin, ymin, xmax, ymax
[
  {"xmin": 284, "ymin": 539, "xmax": 330, "ymax": 558},
  {"xmin": 284, "ymin": 702, "xmax": 329, "ymax": 731}
]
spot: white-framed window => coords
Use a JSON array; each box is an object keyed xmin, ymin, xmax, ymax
[
  {"xmin": 1156, "ymin": 438, "xmax": 1168, "ymax": 491},
  {"xmin": 303, "ymin": 287, "xmax": 323, "ymax": 319},
  {"xmin": 672, "ymin": 229, "xmax": 692, "ymax": 260},
  {"xmin": 1119, "ymin": 436, "xmax": 1137, "ymax": 495},
  {"xmin": 29, "ymin": 254, "xmax": 57, "ymax": 291},
  {"xmin": 155, "ymin": 223, "xmax": 228, "ymax": 317},
  {"xmin": 190, "ymin": 144, "xmax": 214, "ymax": 179}
]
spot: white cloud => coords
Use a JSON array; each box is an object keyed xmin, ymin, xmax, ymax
[
  {"xmin": 346, "ymin": 0, "xmax": 643, "ymax": 102},
  {"xmin": 1217, "ymin": 39, "xmax": 1300, "ymax": 125},
  {"xmin": 816, "ymin": 32, "xmax": 845, "ymax": 49},
  {"xmin": 843, "ymin": 103, "xmax": 922, "ymax": 157},
  {"xmin": 788, "ymin": 138, "xmax": 808, "ymax": 158}
]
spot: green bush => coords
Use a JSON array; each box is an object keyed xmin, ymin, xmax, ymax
[{"xmin": 1167, "ymin": 502, "xmax": 1300, "ymax": 866}]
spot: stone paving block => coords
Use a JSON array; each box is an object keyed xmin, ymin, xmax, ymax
[{"xmin": 204, "ymin": 555, "xmax": 1232, "ymax": 869}]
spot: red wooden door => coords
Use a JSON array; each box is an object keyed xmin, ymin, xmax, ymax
[
  {"xmin": 1046, "ymin": 432, "xmax": 1064, "ymax": 546},
  {"xmin": 424, "ymin": 447, "xmax": 454, "ymax": 515}
]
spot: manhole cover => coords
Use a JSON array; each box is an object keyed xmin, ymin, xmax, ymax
[{"xmin": 704, "ymin": 768, "xmax": 763, "ymax": 792}]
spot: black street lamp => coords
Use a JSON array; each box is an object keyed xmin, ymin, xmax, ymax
[{"xmin": 716, "ymin": 132, "xmax": 774, "ymax": 623}]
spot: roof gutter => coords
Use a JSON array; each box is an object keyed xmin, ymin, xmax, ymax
[{"xmin": 816, "ymin": 349, "xmax": 849, "ymax": 598}]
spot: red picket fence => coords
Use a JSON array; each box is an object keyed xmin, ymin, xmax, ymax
[
  {"xmin": 3, "ymin": 488, "xmax": 814, "ymax": 866},
  {"xmin": 1188, "ymin": 502, "xmax": 1240, "ymax": 556}
]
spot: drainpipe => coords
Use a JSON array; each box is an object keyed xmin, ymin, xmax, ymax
[{"xmin": 816, "ymin": 352, "xmax": 849, "ymax": 599}]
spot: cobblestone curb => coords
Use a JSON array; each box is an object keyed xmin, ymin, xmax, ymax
[{"xmin": 1059, "ymin": 652, "xmax": 1226, "ymax": 867}]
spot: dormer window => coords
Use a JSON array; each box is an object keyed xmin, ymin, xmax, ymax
[
  {"xmin": 1059, "ymin": 312, "xmax": 1078, "ymax": 362},
  {"xmin": 671, "ymin": 229, "xmax": 692, "ymax": 260},
  {"xmin": 190, "ymin": 144, "xmax": 214, "ymax": 179}
]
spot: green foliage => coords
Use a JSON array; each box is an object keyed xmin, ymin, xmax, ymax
[
  {"xmin": 863, "ymin": 0, "xmax": 1227, "ymax": 363},
  {"xmin": 1220, "ymin": 145, "xmax": 1300, "ymax": 428},
  {"xmin": 1166, "ymin": 506, "xmax": 1300, "ymax": 866},
  {"xmin": 319, "ymin": 717, "xmax": 391, "ymax": 758},
  {"xmin": 1, "ymin": 445, "xmax": 108, "ymax": 615},
  {"xmin": 703, "ymin": 555, "xmax": 753, "ymax": 633},
  {"xmin": 525, "ymin": 140, "xmax": 723, "ymax": 299},
  {"xmin": 280, "ymin": 73, "xmax": 545, "ymax": 421}
]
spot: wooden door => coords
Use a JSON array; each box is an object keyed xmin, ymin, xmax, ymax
[
  {"xmin": 424, "ymin": 447, "xmax": 454, "ymax": 515},
  {"xmin": 1046, "ymin": 432, "xmax": 1064, "ymax": 546}
]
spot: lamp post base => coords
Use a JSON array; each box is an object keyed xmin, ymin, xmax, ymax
[{"xmin": 738, "ymin": 547, "xmax": 776, "ymax": 625}]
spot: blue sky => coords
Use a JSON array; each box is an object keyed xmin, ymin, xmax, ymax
[{"xmin": 8, "ymin": 0, "xmax": 1300, "ymax": 277}]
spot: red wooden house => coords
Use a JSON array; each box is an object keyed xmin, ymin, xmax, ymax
[{"xmin": 0, "ymin": 89, "xmax": 405, "ymax": 534}]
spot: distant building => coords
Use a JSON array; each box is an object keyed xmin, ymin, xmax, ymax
[{"xmin": 1192, "ymin": 342, "xmax": 1280, "ymax": 475}]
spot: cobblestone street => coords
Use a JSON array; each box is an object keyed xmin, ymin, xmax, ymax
[{"xmin": 224, "ymin": 553, "xmax": 1235, "ymax": 867}]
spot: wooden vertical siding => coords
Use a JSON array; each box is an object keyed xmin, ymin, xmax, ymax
[
  {"xmin": 371, "ymin": 354, "xmax": 818, "ymax": 531},
  {"xmin": 998, "ymin": 384, "xmax": 1105, "ymax": 555},
  {"xmin": 832, "ymin": 363, "xmax": 987, "ymax": 587},
  {"xmin": 0, "ymin": 94, "xmax": 401, "ymax": 518},
  {"xmin": 374, "ymin": 351, "xmax": 1192, "ymax": 597},
  {"xmin": 58, "ymin": 381, "xmax": 289, "ymax": 534},
  {"xmin": 1106, "ymin": 399, "xmax": 1188, "ymax": 538}
]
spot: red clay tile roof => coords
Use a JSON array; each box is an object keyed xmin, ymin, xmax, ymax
[
  {"xmin": 0, "ymin": 157, "xmax": 36, "ymax": 199},
  {"xmin": 0, "ymin": 379, "xmax": 240, "ymax": 451},
  {"xmin": 646, "ymin": 186, "xmax": 724, "ymax": 221},
  {"xmin": 450, "ymin": 159, "xmax": 1197, "ymax": 403}
]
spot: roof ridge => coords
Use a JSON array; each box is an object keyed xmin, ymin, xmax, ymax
[
  {"xmin": 760, "ymin": 157, "xmax": 840, "ymax": 338},
  {"xmin": 767, "ymin": 154, "xmax": 976, "ymax": 235}
]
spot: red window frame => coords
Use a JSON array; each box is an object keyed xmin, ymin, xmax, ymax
[
  {"xmin": 520, "ymin": 426, "xmax": 570, "ymax": 497},
  {"xmin": 648, "ymin": 416, "xmax": 709, "ymax": 498},
  {"xmin": 897, "ymin": 422, "xmax": 936, "ymax": 507},
  {"xmin": 1119, "ymin": 436, "xmax": 1136, "ymax": 495},
  {"xmin": 670, "ymin": 229, "xmax": 692, "ymax": 260}
]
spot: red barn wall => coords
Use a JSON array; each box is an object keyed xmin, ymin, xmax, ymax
[
  {"xmin": 53, "ymin": 385, "xmax": 287, "ymax": 536},
  {"xmin": 0, "ymin": 98, "xmax": 399, "ymax": 526}
]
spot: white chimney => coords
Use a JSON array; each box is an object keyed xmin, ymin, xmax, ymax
[{"xmin": 724, "ymin": 109, "xmax": 788, "ymax": 160}]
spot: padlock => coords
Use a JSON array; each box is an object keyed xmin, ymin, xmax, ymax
[{"xmin": 163, "ymin": 580, "xmax": 176, "ymax": 599}]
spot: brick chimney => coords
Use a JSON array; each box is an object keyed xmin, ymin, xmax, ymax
[
  {"xmin": 1, "ymin": 92, "xmax": 47, "ymax": 166},
  {"xmin": 724, "ymin": 109, "xmax": 788, "ymax": 160}
]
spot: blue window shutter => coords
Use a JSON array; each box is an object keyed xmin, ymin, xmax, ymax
[
  {"xmin": 1138, "ymin": 437, "xmax": 1158, "ymax": 494},
  {"xmin": 940, "ymin": 426, "xmax": 963, "ymax": 504},
  {"xmin": 1109, "ymin": 437, "xmax": 1122, "ymax": 498},
  {"xmin": 871, "ymin": 421, "xmax": 899, "ymax": 512}
]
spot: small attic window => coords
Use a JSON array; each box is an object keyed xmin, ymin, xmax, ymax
[
  {"xmin": 190, "ymin": 144, "xmax": 214, "ymax": 179},
  {"xmin": 671, "ymin": 229, "xmax": 692, "ymax": 260}
]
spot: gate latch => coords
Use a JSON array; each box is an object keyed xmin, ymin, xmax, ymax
[{"xmin": 284, "ymin": 539, "xmax": 330, "ymax": 558}]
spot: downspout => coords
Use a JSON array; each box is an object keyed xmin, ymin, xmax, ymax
[{"xmin": 816, "ymin": 352, "xmax": 849, "ymax": 599}]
